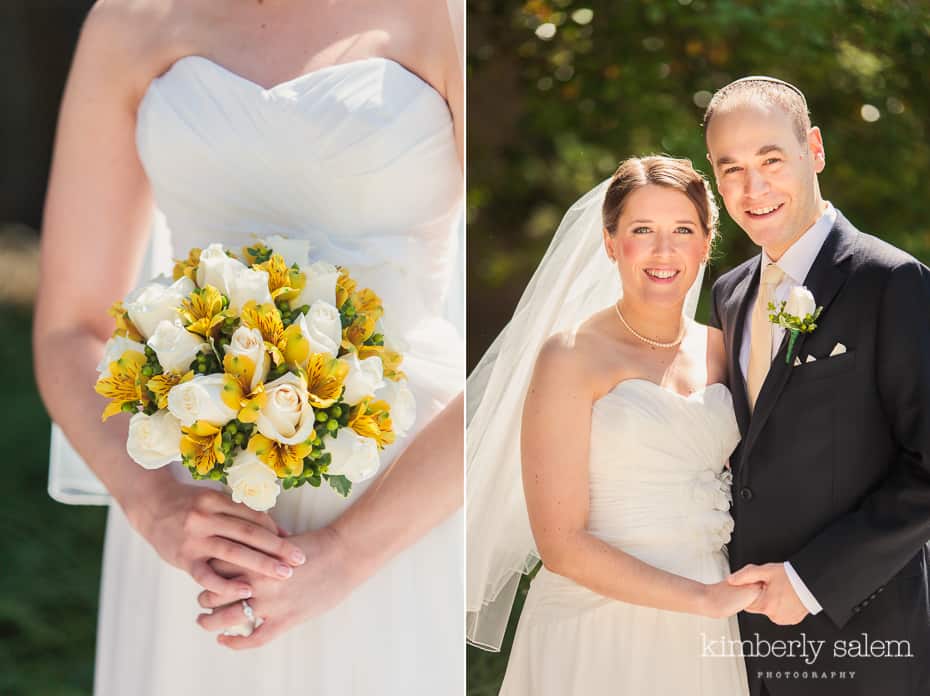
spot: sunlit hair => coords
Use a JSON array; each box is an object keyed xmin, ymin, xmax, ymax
[
  {"xmin": 703, "ymin": 77, "xmax": 811, "ymax": 143},
  {"xmin": 602, "ymin": 156, "xmax": 719, "ymax": 245}
]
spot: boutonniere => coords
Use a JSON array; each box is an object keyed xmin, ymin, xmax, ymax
[{"xmin": 768, "ymin": 286, "xmax": 823, "ymax": 365}]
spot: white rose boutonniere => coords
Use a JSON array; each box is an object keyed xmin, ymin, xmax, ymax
[{"xmin": 768, "ymin": 286, "xmax": 823, "ymax": 364}]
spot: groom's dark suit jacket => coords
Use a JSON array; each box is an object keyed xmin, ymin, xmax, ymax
[{"xmin": 710, "ymin": 211, "xmax": 930, "ymax": 696}]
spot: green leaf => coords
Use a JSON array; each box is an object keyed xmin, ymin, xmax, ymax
[{"xmin": 324, "ymin": 474, "xmax": 352, "ymax": 497}]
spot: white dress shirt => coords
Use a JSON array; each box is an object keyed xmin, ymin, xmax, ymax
[{"xmin": 737, "ymin": 202, "xmax": 837, "ymax": 616}]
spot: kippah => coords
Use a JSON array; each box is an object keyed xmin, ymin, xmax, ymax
[{"xmin": 722, "ymin": 75, "xmax": 808, "ymax": 108}]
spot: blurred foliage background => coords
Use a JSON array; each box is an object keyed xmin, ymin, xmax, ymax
[
  {"xmin": 466, "ymin": 0, "xmax": 930, "ymax": 692},
  {"xmin": 1, "ymin": 2, "xmax": 106, "ymax": 694}
]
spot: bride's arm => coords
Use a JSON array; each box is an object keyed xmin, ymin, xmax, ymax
[
  {"xmin": 33, "ymin": 3, "xmax": 305, "ymax": 594},
  {"xmin": 522, "ymin": 335, "xmax": 757, "ymax": 618}
]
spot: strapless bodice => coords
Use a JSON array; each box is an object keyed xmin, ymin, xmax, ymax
[
  {"xmin": 587, "ymin": 379, "xmax": 740, "ymax": 562},
  {"xmin": 136, "ymin": 55, "xmax": 462, "ymax": 337}
]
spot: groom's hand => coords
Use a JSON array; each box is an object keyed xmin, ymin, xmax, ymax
[{"xmin": 728, "ymin": 563, "xmax": 809, "ymax": 626}]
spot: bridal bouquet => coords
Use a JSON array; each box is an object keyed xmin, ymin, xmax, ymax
[{"xmin": 94, "ymin": 235, "xmax": 415, "ymax": 511}]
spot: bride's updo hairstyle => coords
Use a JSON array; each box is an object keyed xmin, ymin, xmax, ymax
[{"xmin": 601, "ymin": 156, "xmax": 719, "ymax": 247}]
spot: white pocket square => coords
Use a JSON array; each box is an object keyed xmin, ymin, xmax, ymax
[
  {"xmin": 829, "ymin": 342, "xmax": 847, "ymax": 357},
  {"xmin": 805, "ymin": 354, "xmax": 817, "ymax": 363},
  {"xmin": 793, "ymin": 356, "xmax": 802, "ymax": 367}
]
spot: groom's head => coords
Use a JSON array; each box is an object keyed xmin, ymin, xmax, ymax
[{"xmin": 703, "ymin": 77, "xmax": 826, "ymax": 260}]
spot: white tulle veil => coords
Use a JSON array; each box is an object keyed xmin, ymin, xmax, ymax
[{"xmin": 465, "ymin": 177, "xmax": 705, "ymax": 650}]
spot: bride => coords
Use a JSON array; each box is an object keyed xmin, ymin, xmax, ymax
[
  {"xmin": 467, "ymin": 156, "xmax": 756, "ymax": 694},
  {"xmin": 33, "ymin": 1, "xmax": 463, "ymax": 694}
]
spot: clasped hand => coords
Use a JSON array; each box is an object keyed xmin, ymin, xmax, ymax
[{"xmin": 727, "ymin": 563, "xmax": 810, "ymax": 626}]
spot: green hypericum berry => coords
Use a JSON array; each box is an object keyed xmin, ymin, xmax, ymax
[
  {"xmin": 209, "ymin": 469, "xmax": 224, "ymax": 480},
  {"xmin": 121, "ymin": 402, "xmax": 137, "ymax": 413},
  {"xmin": 326, "ymin": 419, "xmax": 339, "ymax": 432},
  {"xmin": 316, "ymin": 411, "xmax": 328, "ymax": 423},
  {"xmin": 141, "ymin": 365, "xmax": 153, "ymax": 377},
  {"xmin": 234, "ymin": 433, "xmax": 245, "ymax": 446},
  {"xmin": 329, "ymin": 405, "xmax": 343, "ymax": 419}
]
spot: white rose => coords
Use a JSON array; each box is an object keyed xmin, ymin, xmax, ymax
[
  {"xmin": 97, "ymin": 335, "xmax": 147, "ymax": 377},
  {"xmin": 376, "ymin": 379, "xmax": 417, "ymax": 437},
  {"xmin": 785, "ymin": 286, "xmax": 817, "ymax": 318},
  {"xmin": 126, "ymin": 411, "xmax": 183, "ymax": 469},
  {"xmin": 342, "ymin": 353, "xmax": 384, "ymax": 405},
  {"xmin": 226, "ymin": 449, "xmax": 281, "ymax": 512},
  {"xmin": 147, "ymin": 320, "xmax": 208, "ymax": 374},
  {"xmin": 167, "ymin": 373, "xmax": 237, "ymax": 427},
  {"xmin": 125, "ymin": 276, "xmax": 195, "ymax": 340},
  {"xmin": 196, "ymin": 243, "xmax": 247, "ymax": 295},
  {"xmin": 296, "ymin": 261, "xmax": 339, "ymax": 308},
  {"xmin": 226, "ymin": 266, "xmax": 273, "ymax": 315},
  {"xmin": 325, "ymin": 429, "xmax": 380, "ymax": 483},
  {"xmin": 262, "ymin": 235, "xmax": 311, "ymax": 268},
  {"xmin": 225, "ymin": 326, "xmax": 270, "ymax": 392},
  {"xmin": 255, "ymin": 372, "xmax": 317, "ymax": 445},
  {"xmin": 297, "ymin": 300, "xmax": 343, "ymax": 357}
]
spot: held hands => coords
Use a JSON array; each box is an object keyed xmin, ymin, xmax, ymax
[
  {"xmin": 727, "ymin": 563, "xmax": 810, "ymax": 626},
  {"xmin": 701, "ymin": 579, "xmax": 765, "ymax": 619},
  {"xmin": 195, "ymin": 526, "xmax": 362, "ymax": 649},
  {"xmin": 127, "ymin": 476, "xmax": 307, "ymax": 598}
]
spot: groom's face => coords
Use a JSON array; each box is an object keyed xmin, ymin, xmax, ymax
[{"xmin": 706, "ymin": 102, "xmax": 825, "ymax": 260}]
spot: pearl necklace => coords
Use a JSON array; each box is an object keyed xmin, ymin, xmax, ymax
[{"xmin": 614, "ymin": 303, "xmax": 685, "ymax": 349}]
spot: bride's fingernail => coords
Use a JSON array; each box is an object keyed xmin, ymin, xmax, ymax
[
  {"xmin": 291, "ymin": 550, "xmax": 306, "ymax": 565},
  {"xmin": 239, "ymin": 587, "xmax": 252, "ymax": 599},
  {"xmin": 276, "ymin": 563, "xmax": 293, "ymax": 578}
]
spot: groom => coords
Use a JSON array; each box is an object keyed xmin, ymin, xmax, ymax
[{"xmin": 706, "ymin": 76, "xmax": 930, "ymax": 696}]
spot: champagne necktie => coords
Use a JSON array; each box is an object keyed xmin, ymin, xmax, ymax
[{"xmin": 747, "ymin": 263, "xmax": 786, "ymax": 410}]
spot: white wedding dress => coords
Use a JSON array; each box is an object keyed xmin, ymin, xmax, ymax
[
  {"xmin": 499, "ymin": 379, "xmax": 749, "ymax": 695},
  {"xmin": 93, "ymin": 56, "xmax": 463, "ymax": 695}
]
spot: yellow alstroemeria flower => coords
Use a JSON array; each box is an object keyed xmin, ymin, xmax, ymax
[
  {"xmin": 352, "ymin": 288, "xmax": 384, "ymax": 321},
  {"xmin": 247, "ymin": 433, "xmax": 312, "ymax": 478},
  {"xmin": 240, "ymin": 300, "xmax": 309, "ymax": 368},
  {"xmin": 147, "ymin": 370, "xmax": 195, "ymax": 409},
  {"xmin": 181, "ymin": 421, "xmax": 225, "ymax": 475},
  {"xmin": 379, "ymin": 348, "xmax": 406, "ymax": 382},
  {"xmin": 348, "ymin": 398, "xmax": 395, "ymax": 449},
  {"xmin": 173, "ymin": 247, "xmax": 202, "ymax": 283},
  {"xmin": 95, "ymin": 350, "xmax": 149, "ymax": 421},
  {"xmin": 221, "ymin": 353, "xmax": 268, "ymax": 423},
  {"xmin": 335, "ymin": 268, "xmax": 357, "ymax": 309},
  {"xmin": 107, "ymin": 301, "xmax": 144, "ymax": 342},
  {"xmin": 341, "ymin": 312, "xmax": 378, "ymax": 354},
  {"xmin": 254, "ymin": 253, "xmax": 306, "ymax": 304},
  {"xmin": 304, "ymin": 353, "xmax": 349, "ymax": 408},
  {"xmin": 180, "ymin": 285, "xmax": 228, "ymax": 338}
]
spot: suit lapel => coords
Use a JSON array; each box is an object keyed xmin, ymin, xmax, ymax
[
  {"xmin": 739, "ymin": 215, "xmax": 857, "ymax": 464},
  {"xmin": 727, "ymin": 262, "xmax": 759, "ymax": 440}
]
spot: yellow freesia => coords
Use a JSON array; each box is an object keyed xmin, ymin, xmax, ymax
[
  {"xmin": 335, "ymin": 268, "xmax": 357, "ymax": 309},
  {"xmin": 254, "ymin": 253, "xmax": 306, "ymax": 303},
  {"xmin": 147, "ymin": 370, "xmax": 194, "ymax": 409},
  {"xmin": 304, "ymin": 353, "xmax": 349, "ymax": 408},
  {"xmin": 180, "ymin": 285, "xmax": 228, "ymax": 338},
  {"xmin": 107, "ymin": 301, "xmax": 144, "ymax": 342},
  {"xmin": 173, "ymin": 247, "xmax": 202, "ymax": 282},
  {"xmin": 247, "ymin": 433, "xmax": 312, "ymax": 477},
  {"xmin": 180, "ymin": 421, "xmax": 225, "ymax": 475},
  {"xmin": 95, "ymin": 350, "xmax": 149, "ymax": 421},
  {"xmin": 349, "ymin": 398, "xmax": 395, "ymax": 449}
]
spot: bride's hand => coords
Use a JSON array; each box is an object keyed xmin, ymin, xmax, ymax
[
  {"xmin": 126, "ymin": 475, "xmax": 307, "ymax": 598},
  {"xmin": 699, "ymin": 579, "xmax": 765, "ymax": 619},
  {"xmin": 194, "ymin": 526, "xmax": 358, "ymax": 648}
]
